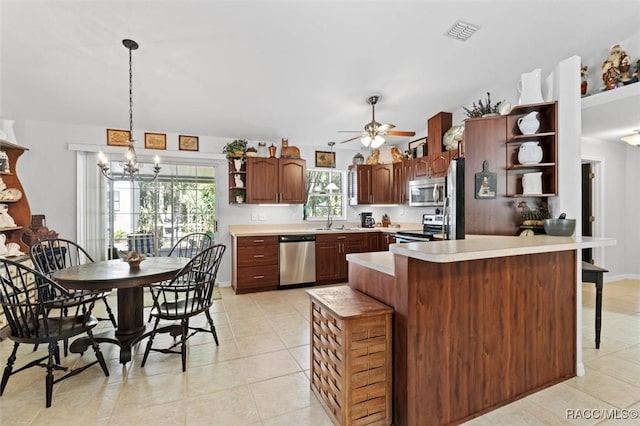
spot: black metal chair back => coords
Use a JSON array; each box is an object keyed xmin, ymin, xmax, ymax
[
  {"xmin": 142, "ymin": 244, "xmax": 226, "ymax": 371},
  {"xmin": 167, "ymin": 232, "xmax": 213, "ymax": 258},
  {"xmin": 0, "ymin": 259, "xmax": 109, "ymax": 407},
  {"xmin": 29, "ymin": 238, "xmax": 117, "ymax": 334}
]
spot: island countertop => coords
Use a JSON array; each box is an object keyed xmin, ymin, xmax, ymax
[{"xmin": 346, "ymin": 235, "xmax": 615, "ymax": 271}]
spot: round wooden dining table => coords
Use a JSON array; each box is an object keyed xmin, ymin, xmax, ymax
[{"xmin": 51, "ymin": 256, "xmax": 190, "ymax": 364}]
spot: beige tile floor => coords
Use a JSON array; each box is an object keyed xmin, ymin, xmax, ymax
[{"xmin": 0, "ymin": 280, "xmax": 639, "ymax": 425}]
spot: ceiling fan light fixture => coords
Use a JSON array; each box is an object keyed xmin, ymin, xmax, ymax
[
  {"xmin": 371, "ymin": 135, "xmax": 385, "ymax": 148},
  {"xmin": 621, "ymin": 131, "xmax": 640, "ymax": 146},
  {"xmin": 361, "ymin": 135, "xmax": 372, "ymax": 147}
]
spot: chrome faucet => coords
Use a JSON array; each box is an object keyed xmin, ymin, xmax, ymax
[{"xmin": 326, "ymin": 208, "xmax": 333, "ymax": 229}]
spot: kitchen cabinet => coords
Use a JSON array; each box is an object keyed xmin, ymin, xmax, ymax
[
  {"xmin": 427, "ymin": 111, "xmax": 453, "ymax": 177},
  {"xmin": 371, "ymin": 163, "xmax": 394, "ymax": 204},
  {"xmin": 411, "ymin": 157, "xmax": 431, "ymax": 180},
  {"xmin": 232, "ymin": 235, "xmax": 279, "ymax": 294},
  {"xmin": 394, "ymin": 162, "xmax": 407, "ymax": 204},
  {"xmin": 245, "ymin": 157, "xmax": 306, "ymax": 204},
  {"xmin": 348, "ymin": 164, "xmax": 371, "ymax": 205},
  {"xmin": 505, "ymin": 101, "xmax": 557, "ymax": 197},
  {"xmin": 316, "ymin": 232, "xmax": 366, "ymax": 283},
  {"xmin": 348, "ymin": 163, "xmax": 401, "ymax": 205}
]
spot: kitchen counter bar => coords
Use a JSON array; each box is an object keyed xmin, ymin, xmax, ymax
[
  {"xmin": 346, "ymin": 234, "xmax": 615, "ymax": 273},
  {"xmin": 346, "ymin": 234, "xmax": 615, "ymax": 426}
]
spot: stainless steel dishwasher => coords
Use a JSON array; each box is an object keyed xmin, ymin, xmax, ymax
[{"xmin": 279, "ymin": 235, "xmax": 316, "ymax": 287}]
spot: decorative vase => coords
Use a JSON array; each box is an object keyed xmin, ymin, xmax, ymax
[
  {"xmin": 268, "ymin": 144, "xmax": 277, "ymax": 158},
  {"xmin": 518, "ymin": 141, "xmax": 543, "ymax": 165},
  {"xmin": 517, "ymin": 111, "xmax": 540, "ymax": 135},
  {"xmin": 233, "ymin": 159, "xmax": 243, "ymax": 171},
  {"xmin": 235, "ymin": 196, "xmax": 244, "ymax": 204}
]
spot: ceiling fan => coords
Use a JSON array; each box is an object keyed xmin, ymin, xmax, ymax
[{"xmin": 338, "ymin": 95, "xmax": 416, "ymax": 148}]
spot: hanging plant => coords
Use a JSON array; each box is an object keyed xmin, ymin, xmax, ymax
[{"xmin": 463, "ymin": 92, "xmax": 504, "ymax": 118}]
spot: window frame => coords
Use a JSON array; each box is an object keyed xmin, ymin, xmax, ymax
[{"xmin": 305, "ymin": 168, "xmax": 346, "ymax": 221}]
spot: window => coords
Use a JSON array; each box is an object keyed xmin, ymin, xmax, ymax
[
  {"xmin": 305, "ymin": 168, "xmax": 344, "ymax": 220},
  {"xmin": 107, "ymin": 163, "xmax": 216, "ymax": 256}
]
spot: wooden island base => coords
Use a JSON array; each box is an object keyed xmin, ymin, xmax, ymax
[{"xmin": 349, "ymin": 250, "xmax": 577, "ymax": 426}]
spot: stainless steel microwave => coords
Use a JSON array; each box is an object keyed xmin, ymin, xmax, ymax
[{"xmin": 409, "ymin": 177, "xmax": 445, "ymax": 207}]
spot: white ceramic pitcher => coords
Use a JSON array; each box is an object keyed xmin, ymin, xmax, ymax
[
  {"xmin": 517, "ymin": 69, "xmax": 544, "ymax": 105},
  {"xmin": 522, "ymin": 172, "xmax": 543, "ymax": 195},
  {"xmin": 518, "ymin": 141, "xmax": 543, "ymax": 165}
]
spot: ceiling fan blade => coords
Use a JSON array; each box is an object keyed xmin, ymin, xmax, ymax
[
  {"xmin": 339, "ymin": 135, "xmax": 363, "ymax": 144},
  {"xmin": 377, "ymin": 123, "xmax": 396, "ymax": 132},
  {"xmin": 385, "ymin": 130, "xmax": 416, "ymax": 137}
]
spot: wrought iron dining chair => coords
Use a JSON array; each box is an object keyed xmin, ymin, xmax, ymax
[
  {"xmin": 0, "ymin": 259, "xmax": 110, "ymax": 407},
  {"xmin": 146, "ymin": 232, "xmax": 213, "ymax": 323},
  {"xmin": 141, "ymin": 244, "xmax": 226, "ymax": 372},
  {"xmin": 29, "ymin": 238, "xmax": 118, "ymax": 355},
  {"xmin": 167, "ymin": 232, "xmax": 213, "ymax": 258}
]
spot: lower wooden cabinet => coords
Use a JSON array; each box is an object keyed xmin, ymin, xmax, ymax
[
  {"xmin": 233, "ymin": 235, "xmax": 279, "ymax": 294},
  {"xmin": 315, "ymin": 233, "xmax": 366, "ymax": 283}
]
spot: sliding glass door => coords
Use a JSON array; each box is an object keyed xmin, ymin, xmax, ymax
[{"xmin": 106, "ymin": 164, "xmax": 216, "ymax": 257}]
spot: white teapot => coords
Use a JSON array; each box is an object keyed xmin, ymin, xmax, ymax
[
  {"xmin": 518, "ymin": 141, "xmax": 543, "ymax": 165},
  {"xmin": 517, "ymin": 111, "xmax": 540, "ymax": 135}
]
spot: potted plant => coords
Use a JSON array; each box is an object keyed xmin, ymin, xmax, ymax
[
  {"xmin": 463, "ymin": 92, "xmax": 504, "ymax": 118},
  {"xmin": 232, "ymin": 189, "xmax": 245, "ymax": 204},
  {"xmin": 223, "ymin": 139, "xmax": 248, "ymax": 161}
]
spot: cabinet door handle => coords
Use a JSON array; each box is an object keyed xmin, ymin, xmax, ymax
[
  {"xmin": 253, "ymin": 254, "xmax": 265, "ymax": 258},
  {"xmin": 337, "ymin": 236, "xmax": 346, "ymax": 240},
  {"xmin": 253, "ymin": 239, "xmax": 264, "ymax": 243},
  {"xmin": 253, "ymin": 275, "xmax": 265, "ymax": 279}
]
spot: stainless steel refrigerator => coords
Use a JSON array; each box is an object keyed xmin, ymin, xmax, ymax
[{"xmin": 446, "ymin": 157, "xmax": 465, "ymax": 240}]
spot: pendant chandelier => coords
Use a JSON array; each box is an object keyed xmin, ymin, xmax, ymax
[{"xmin": 97, "ymin": 39, "xmax": 160, "ymax": 182}]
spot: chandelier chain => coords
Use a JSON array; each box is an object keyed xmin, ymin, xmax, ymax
[{"xmin": 129, "ymin": 44, "xmax": 134, "ymax": 140}]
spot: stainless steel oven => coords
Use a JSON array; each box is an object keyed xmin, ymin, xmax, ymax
[{"xmin": 409, "ymin": 177, "xmax": 445, "ymax": 207}]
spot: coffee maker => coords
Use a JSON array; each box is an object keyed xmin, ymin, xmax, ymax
[{"xmin": 360, "ymin": 212, "xmax": 375, "ymax": 228}]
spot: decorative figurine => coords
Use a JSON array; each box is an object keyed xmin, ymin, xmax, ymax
[
  {"xmin": 0, "ymin": 204, "xmax": 17, "ymax": 228},
  {"xmin": 601, "ymin": 44, "xmax": 632, "ymax": 90},
  {"xmin": 581, "ymin": 64, "xmax": 588, "ymax": 95}
]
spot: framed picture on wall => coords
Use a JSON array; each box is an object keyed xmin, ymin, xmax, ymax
[
  {"xmin": 315, "ymin": 151, "xmax": 335, "ymax": 168},
  {"xmin": 106, "ymin": 128, "xmax": 131, "ymax": 147},
  {"xmin": 144, "ymin": 132, "xmax": 167, "ymax": 150},
  {"xmin": 408, "ymin": 137, "xmax": 427, "ymax": 158},
  {"xmin": 179, "ymin": 135, "xmax": 199, "ymax": 151}
]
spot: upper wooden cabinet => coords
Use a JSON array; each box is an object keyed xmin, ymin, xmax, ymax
[
  {"xmin": 371, "ymin": 164, "xmax": 394, "ymax": 204},
  {"xmin": 427, "ymin": 112, "xmax": 453, "ymax": 178},
  {"xmin": 348, "ymin": 163, "xmax": 402, "ymax": 205},
  {"xmin": 245, "ymin": 157, "xmax": 306, "ymax": 204},
  {"xmin": 348, "ymin": 164, "xmax": 372, "ymax": 205}
]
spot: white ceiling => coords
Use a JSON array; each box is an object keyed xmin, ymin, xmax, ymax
[{"xmin": 1, "ymin": 1, "xmax": 639, "ymax": 149}]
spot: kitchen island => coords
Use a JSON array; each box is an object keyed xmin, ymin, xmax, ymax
[{"xmin": 346, "ymin": 235, "xmax": 615, "ymax": 426}]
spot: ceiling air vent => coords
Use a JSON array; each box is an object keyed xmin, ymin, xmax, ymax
[{"xmin": 445, "ymin": 20, "xmax": 480, "ymax": 41}]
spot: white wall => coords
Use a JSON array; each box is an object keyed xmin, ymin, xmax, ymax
[
  {"xmin": 16, "ymin": 119, "xmax": 430, "ymax": 284},
  {"xmin": 582, "ymin": 137, "xmax": 629, "ymax": 277},
  {"xmin": 579, "ymin": 31, "xmax": 640, "ymax": 278}
]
